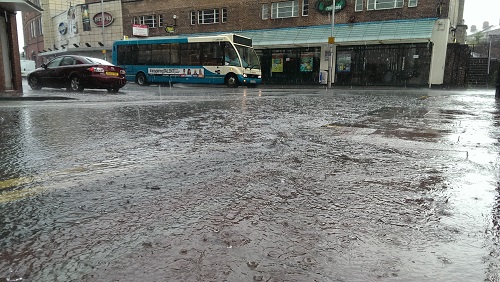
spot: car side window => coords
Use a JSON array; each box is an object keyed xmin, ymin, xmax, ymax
[
  {"xmin": 46, "ymin": 57, "xmax": 64, "ymax": 68},
  {"xmin": 60, "ymin": 57, "xmax": 76, "ymax": 66}
]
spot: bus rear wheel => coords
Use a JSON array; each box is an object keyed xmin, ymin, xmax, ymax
[
  {"xmin": 226, "ymin": 74, "xmax": 239, "ymax": 88},
  {"xmin": 136, "ymin": 73, "xmax": 149, "ymax": 86}
]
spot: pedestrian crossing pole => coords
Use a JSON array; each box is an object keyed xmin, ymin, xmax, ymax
[{"xmin": 327, "ymin": 1, "xmax": 335, "ymax": 89}]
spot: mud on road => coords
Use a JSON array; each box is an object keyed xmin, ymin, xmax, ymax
[{"xmin": 1, "ymin": 87, "xmax": 499, "ymax": 281}]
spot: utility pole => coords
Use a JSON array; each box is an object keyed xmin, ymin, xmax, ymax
[
  {"xmin": 101, "ymin": 0, "xmax": 106, "ymax": 60},
  {"xmin": 327, "ymin": 1, "xmax": 335, "ymax": 89}
]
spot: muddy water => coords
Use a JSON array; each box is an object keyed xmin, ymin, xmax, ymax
[{"xmin": 0, "ymin": 87, "xmax": 499, "ymax": 281}]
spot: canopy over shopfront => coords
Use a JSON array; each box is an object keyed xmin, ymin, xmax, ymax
[{"xmin": 235, "ymin": 18, "xmax": 437, "ymax": 48}]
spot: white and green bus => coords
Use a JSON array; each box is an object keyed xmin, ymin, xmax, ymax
[{"xmin": 112, "ymin": 34, "xmax": 262, "ymax": 88}]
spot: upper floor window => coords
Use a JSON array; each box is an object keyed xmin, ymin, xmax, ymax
[
  {"xmin": 408, "ymin": 0, "xmax": 418, "ymax": 7},
  {"xmin": 29, "ymin": 17, "xmax": 43, "ymax": 38},
  {"xmin": 355, "ymin": 0, "xmax": 363, "ymax": 11},
  {"xmin": 191, "ymin": 11, "xmax": 196, "ymax": 25},
  {"xmin": 302, "ymin": 0, "xmax": 309, "ymax": 16},
  {"xmin": 271, "ymin": 0, "xmax": 298, "ymax": 19},
  {"xmin": 134, "ymin": 15, "xmax": 162, "ymax": 28},
  {"xmin": 198, "ymin": 9, "xmax": 220, "ymax": 24},
  {"xmin": 367, "ymin": 0, "xmax": 403, "ymax": 10},
  {"xmin": 222, "ymin": 8, "xmax": 227, "ymax": 23},
  {"xmin": 190, "ymin": 9, "xmax": 226, "ymax": 25},
  {"xmin": 262, "ymin": 4, "xmax": 270, "ymax": 20}
]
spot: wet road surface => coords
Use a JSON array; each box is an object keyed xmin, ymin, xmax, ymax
[{"xmin": 1, "ymin": 83, "xmax": 499, "ymax": 281}]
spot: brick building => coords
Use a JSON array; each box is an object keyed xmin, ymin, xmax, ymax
[
  {"xmin": 118, "ymin": 0, "xmax": 467, "ymax": 87},
  {"xmin": 0, "ymin": 0, "xmax": 42, "ymax": 96},
  {"xmin": 23, "ymin": 0, "xmax": 467, "ymax": 87}
]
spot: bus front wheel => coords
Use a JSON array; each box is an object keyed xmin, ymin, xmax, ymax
[
  {"xmin": 136, "ymin": 73, "xmax": 149, "ymax": 86},
  {"xmin": 226, "ymin": 74, "xmax": 239, "ymax": 88}
]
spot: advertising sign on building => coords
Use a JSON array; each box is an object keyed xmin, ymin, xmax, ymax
[
  {"xmin": 81, "ymin": 4, "xmax": 91, "ymax": 31},
  {"xmin": 300, "ymin": 53, "xmax": 314, "ymax": 72},
  {"xmin": 93, "ymin": 12, "xmax": 114, "ymax": 27},
  {"xmin": 133, "ymin": 24, "xmax": 149, "ymax": 37},
  {"xmin": 272, "ymin": 54, "xmax": 283, "ymax": 73}
]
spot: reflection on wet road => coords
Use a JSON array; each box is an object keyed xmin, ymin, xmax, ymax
[{"xmin": 0, "ymin": 85, "xmax": 499, "ymax": 281}]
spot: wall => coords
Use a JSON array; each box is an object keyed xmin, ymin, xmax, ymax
[
  {"xmin": 429, "ymin": 19, "xmax": 450, "ymax": 86},
  {"xmin": 120, "ymin": 0, "xmax": 451, "ymax": 38}
]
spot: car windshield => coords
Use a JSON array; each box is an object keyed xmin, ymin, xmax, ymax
[{"xmin": 85, "ymin": 57, "xmax": 113, "ymax": 66}]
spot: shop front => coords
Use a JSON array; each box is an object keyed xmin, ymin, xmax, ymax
[
  {"xmin": 258, "ymin": 47, "xmax": 321, "ymax": 85},
  {"xmin": 236, "ymin": 18, "xmax": 448, "ymax": 87},
  {"xmin": 335, "ymin": 43, "xmax": 432, "ymax": 86}
]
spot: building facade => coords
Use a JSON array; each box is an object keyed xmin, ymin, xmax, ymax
[
  {"xmin": 119, "ymin": 0, "xmax": 466, "ymax": 87},
  {"xmin": 0, "ymin": 0, "xmax": 42, "ymax": 96},
  {"xmin": 23, "ymin": 0, "xmax": 124, "ymax": 63},
  {"xmin": 23, "ymin": 0, "xmax": 467, "ymax": 87}
]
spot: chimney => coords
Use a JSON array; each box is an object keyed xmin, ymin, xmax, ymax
[
  {"xmin": 471, "ymin": 25, "xmax": 476, "ymax": 32},
  {"xmin": 483, "ymin": 21, "xmax": 489, "ymax": 29}
]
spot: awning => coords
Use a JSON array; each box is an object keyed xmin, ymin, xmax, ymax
[
  {"xmin": 0, "ymin": 0, "xmax": 43, "ymax": 13},
  {"xmin": 234, "ymin": 18, "xmax": 437, "ymax": 48}
]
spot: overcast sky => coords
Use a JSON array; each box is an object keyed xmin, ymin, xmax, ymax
[{"xmin": 463, "ymin": 0, "xmax": 499, "ymax": 28}]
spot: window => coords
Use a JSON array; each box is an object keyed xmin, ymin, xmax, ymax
[
  {"xmin": 221, "ymin": 8, "xmax": 227, "ymax": 23},
  {"xmin": 355, "ymin": 0, "xmax": 363, "ymax": 11},
  {"xmin": 158, "ymin": 15, "xmax": 164, "ymax": 27},
  {"xmin": 135, "ymin": 15, "xmax": 162, "ymax": 28},
  {"xmin": 28, "ymin": 17, "xmax": 42, "ymax": 38},
  {"xmin": 367, "ymin": 0, "xmax": 403, "ymax": 10},
  {"xmin": 262, "ymin": 4, "xmax": 269, "ymax": 20},
  {"xmin": 408, "ymin": 0, "xmax": 418, "ymax": 7},
  {"xmin": 302, "ymin": 0, "xmax": 309, "ymax": 16},
  {"xmin": 198, "ymin": 9, "xmax": 219, "ymax": 24},
  {"xmin": 190, "ymin": 11, "xmax": 196, "ymax": 25},
  {"xmin": 271, "ymin": 0, "xmax": 298, "ymax": 19}
]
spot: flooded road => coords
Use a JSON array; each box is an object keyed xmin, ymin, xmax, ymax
[{"xmin": 1, "ymin": 85, "xmax": 499, "ymax": 281}]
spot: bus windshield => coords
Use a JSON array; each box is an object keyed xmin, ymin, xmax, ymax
[{"xmin": 235, "ymin": 45, "xmax": 260, "ymax": 70}]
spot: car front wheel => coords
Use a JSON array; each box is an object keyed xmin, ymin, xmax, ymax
[
  {"xmin": 69, "ymin": 76, "xmax": 84, "ymax": 92},
  {"xmin": 28, "ymin": 76, "xmax": 42, "ymax": 90}
]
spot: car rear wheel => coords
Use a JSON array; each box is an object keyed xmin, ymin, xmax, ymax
[
  {"xmin": 226, "ymin": 74, "xmax": 239, "ymax": 88},
  {"xmin": 135, "ymin": 73, "xmax": 149, "ymax": 86},
  {"xmin": 28, "ymin": 76, "xmax": 42, "ymax": 90},
  {"xmin": 69, "ymin": 76, "xmax": 84, "ymax": 92}
]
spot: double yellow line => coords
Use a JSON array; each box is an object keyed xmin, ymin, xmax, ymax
[{"xmin": 0, "ymin": 176, "xmax": 41, "ymax": 203}]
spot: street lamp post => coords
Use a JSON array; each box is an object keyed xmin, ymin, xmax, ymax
[
  {"xmin": 101, "ymin": 0, "xmax": 106, "ymax": 60},
  {"xmin": 327, "ymin": 1, "xmax": 335, "ymax": 88}
]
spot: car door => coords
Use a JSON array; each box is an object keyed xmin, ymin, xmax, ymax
[
  {"xmin": 39, "ymin": 57, "xmax": 63, "ymax": 87},
  {"xmin": 56, "ymin": 56, "xmax": 78, "ymax": 87}
]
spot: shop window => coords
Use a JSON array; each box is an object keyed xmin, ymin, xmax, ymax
[
  {"xmin": 355, "ymin": 0, "xmax": 363, "ymax": 11},
  {"xmin": 408, "ymin": 0, "xmax": 418, "ymax": 7},
  {"xmin": 302, "ymin": 0, "xmax": 309, "ymax": 16},
  {"xmin": 271, "ymin": 0, "xmax": 298, "ymax": 19},
  {"xmin": 262, "ymin": 4, "xmax": 270, "ymax": 20},
  {"xmin": 367, "ymin": 0, "xmax": 403, "ymax": 10}
]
